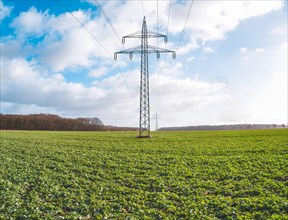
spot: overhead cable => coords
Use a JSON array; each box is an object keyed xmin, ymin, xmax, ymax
[
  {"xmin": 92, "ymin": 0, "xmax": 138, "ymax": 82},
  {"xmin": 176, "ymin": 0, "xmax": 195, "ymax": 51},
  {"xmin": 56, "ymin": 0, "xmax": 129, "ymax": 88},
  {"xmin": 93, "ymin": 0, "xmax": 122, "ymax": 42},
  {"xmin": 166, "ymin": 0, "xmax": 172, "ymax": 36},
  {"xmin": 56, "ymin": 0, "xmax": 112, "ymax": 57}
]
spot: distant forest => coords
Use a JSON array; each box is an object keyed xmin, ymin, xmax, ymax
[
  {"xmin": 1, "ymin": 114, "xmax": 286, "ymax": 132},
  {"xmin": 159, "ymin": 124, "xmax": 287, "ymax": 131},
  {"xmin": 0, "ymin": 114, "xmax": 137, "ymax": 131}
]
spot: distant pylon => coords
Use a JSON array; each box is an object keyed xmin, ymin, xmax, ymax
[
  {"xmin": 114, "ymin": 17, "xmax": 176, "ymax": 138},
  {"xmin": 153, "ymin": 112, "xmax": 160, "ymax": 131}
]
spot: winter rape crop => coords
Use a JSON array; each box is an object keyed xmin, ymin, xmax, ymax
[{"xmin": 0, "ymin": 129, "xmax": 287, "ymax": 219}]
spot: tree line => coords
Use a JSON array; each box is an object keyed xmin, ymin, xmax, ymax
[
  {"xmin": 0, "ymin": 114, "xmax": 137, "ymax": 131},
  {"xmin": 158, "ymin": 124, "xmax": 287, "ymax": 131}
]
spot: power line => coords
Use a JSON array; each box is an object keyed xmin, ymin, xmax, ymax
[
  {"xmin": 176, "ymin": 0, "xmax": 195, "ymax": 52},
  {"xmin": 56, "ymin": 0, "xmax": 112, "ymax": 57},
  {"xmin": 56, "ymin": 0, "xmax": 130, "ymax": 88},
  {"xmin": 162, "ymin": 0, "xmax": 195, "ymax": 120},
  {"xmin": 93, "ymin": 0, "xmax": 138, "ymax": 83},
  {"xmin": 157, "ymin": 0, "xmax": 159, "ymax": 35},
  {"xmin": 156, "ymin": 0, "xmax": 160, "ymax": 113},
  {"xmin": 161, "ymin": 0, "xmax": 172, "ymax": 114},
  {"xmin": 93, "ymin": 0, "xmax": 121, "ymax": 42},
  {"xmin": 166, "ymin": 0, "xmax": 172, "ymax": 37}
]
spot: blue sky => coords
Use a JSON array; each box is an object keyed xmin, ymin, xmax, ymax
[{"xmin": 1, "ymin": 0, "xmax": 287, "ymax": 128}]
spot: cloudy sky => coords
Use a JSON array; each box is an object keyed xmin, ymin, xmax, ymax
[{"xmin": 1, "ymin": 0, "xmax": 287, "ymax": 128}]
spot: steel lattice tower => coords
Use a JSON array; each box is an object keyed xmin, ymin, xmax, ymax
[{"xmin": 115, "ymin": 17, "xmax": 176, "ymax": 138}]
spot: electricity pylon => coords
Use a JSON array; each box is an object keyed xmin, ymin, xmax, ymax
[
  {"xmin": 153, "ymin": 112, "xmax": 160, "ymax": 131},
  {"xmin": 114, "ymin": 17, "xmax": 176, "ymax": 138}
]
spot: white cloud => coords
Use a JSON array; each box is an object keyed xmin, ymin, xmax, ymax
[
  {"xmin": 49, "ymin": 9, "xmax": 90, "ymax": 34},
  {"xmin": 154, "ymin": 77, "xmax": 231, "ymax": 126},
  {"xmin": 239, "ymin": 47, "xmax": 266, "ymax": 60},
  {"xmin": 11, "ymin": 7, "xmax": 90, "ymax": 37},
  {"xmin": 270, "ymin": 26, "xmax": 286, "ymax": 35},
  {"xmin": 3, "ymin": 8, "xmax": 97, "ymax": 71},
  {"xmin": 0, "ymin": 36, "xmax": 29, "ymax": 59},
  {"xmin": 147, "ymin": 61, "xmax": 231, "ymax": 126},
  {"xmin": 202, "ymin": 47, "xmax": 216, "ymax": 54},
  {"xmin": 164, "ymin": 0, "xmax": 284, "ymax": 43},
  {"xmin": 255, "ymin": 48, "xmax": 265, "ymax": 53},
  {"xmin": 4, "ymin": 1, "xmax": 284, "ymax": 71},
  {"xmin": 187, "ymin": 56, "xmax": 195, "ymax": 62},
  {"xmin": 39, "ymin": 26, "xmax": 100, "ymax": 71},
  {"xmin": 0, "ymin": 1, "xmax": 13, "ymax": 20},
  {"xmin": 0, "ymin": 101, "xmax": 60, "ymax": 116},
  {"xmin": 89, "ymin": 66, "xmax": 108, "ymax": 78},
  {"xmin": 11, "ymin": 7, "xmax": 49, "ymax": 36},
  {"xmin": 7, "ymin": 7, "xmax": 122, "ymax": 72},
  {"xmin": 239, "ymin": 47, "xmax": 248, "ymax": 54},
  {"xmin": 1, "ymin": 58, "xmax": 231, "ymax": 127},
  {"xmin": 280, "ymin": 41, "xmax": 287, "ymax": 48},
  {"xmin": 177, "ymin": 39, "xmax": 198, "ymax": 55},
  {"xmin": 1, "ymin": 58, "xmax": 106, "ymax": 110},
  {"xmin": 193, "ymin": 73, "xmax": 200, "ymax": 81},
  {"xmin": 85, "ymin": 0, "xmax": 283, "ymax": 56},
  {"xmin": 229, "ymin": 43, "xmax": 287, "ymax": 125},
  {"xmin": 1, "ymin": 57, "xmax": 138, "ymax": 125}
]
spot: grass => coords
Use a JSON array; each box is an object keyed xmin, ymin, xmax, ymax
[{"xmin": 0, "ymin": 129, "xmax": 287, "ymax": 219}]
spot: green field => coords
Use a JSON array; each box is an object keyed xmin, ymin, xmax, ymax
[{"xmin": 0, "ymin": 129, "xmax": 287, "ymax": 219}]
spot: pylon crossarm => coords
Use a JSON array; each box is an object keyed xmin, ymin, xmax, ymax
[
  {"xmin": 146, "ymin": 30, "xmax": 166, "ymax": 39},
  {"xmin": 122, "ymin": 31, "xmax": 142, "ymax": 39},
  {"xmin": 115, "ymin": 45, "xmax": 176, "ymax": 60},
  {"xmin": 115, "ymin": 46, "xmax": 142, "ymax": 54},
  {"xmin": 115, "ymin": 45, "xmax": 175, "ymax": 54},
  {"xmin": 123, "ymin": 30, "xmax": 167, "ymax": 39},
  {"xmin": 146, "ymin": 45, "xmax": 175, "ymax": 54}
]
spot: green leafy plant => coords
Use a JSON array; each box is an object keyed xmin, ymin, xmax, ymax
[{"xmin": 0, "ymin": 129, "xmax": 287, "ymax": 219}]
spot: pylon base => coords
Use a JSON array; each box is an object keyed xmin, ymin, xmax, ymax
[{"xmin": 137, "ymin": 135, "xmax": 151, "ymax": 138}]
